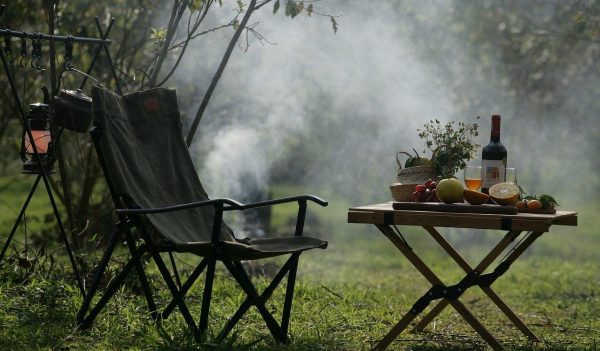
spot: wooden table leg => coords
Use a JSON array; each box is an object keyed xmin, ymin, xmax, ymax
[
  {"xmin": 449, "ymin": 299, "xmax": 504, "ymax": 351},
  {"xmin": 413, "ymin": 229, "xmax": 518, "ymax": 326},
  {"xmin": 373, "ymin": 312, "xmax": 418, "ymax": 351},
  {"xmin": 485, "ymin": 288, "xmax": 539, "ymax": 341},
  {"xmin": 413, "ymin": 299, "xmax": 449, "ymax": 332},
  {"xmin": 374, "ymin": 224, "xmax": 503, "ymax": 351},
  {"xmin": 414, "ymin": 228, "xmax": 542, "ymax": 342}
]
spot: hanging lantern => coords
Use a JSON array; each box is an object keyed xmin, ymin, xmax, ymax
[{"xmin": 21, "ymin": 103, "xmax": 55, "ymax": 174}]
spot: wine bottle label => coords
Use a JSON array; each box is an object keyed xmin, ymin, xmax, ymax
[{"xmin": 481, "ymin": 159, "xmax": 506, "ymax": 188}]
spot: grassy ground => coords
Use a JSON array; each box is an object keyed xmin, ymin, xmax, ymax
[{"xmin": 0, "ymin": 182, "xmax": 598, "ymax": 350}]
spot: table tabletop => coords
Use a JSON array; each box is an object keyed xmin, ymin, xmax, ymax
[{"xmin": 348, "ymin": 202, "xmax": 577, "ymax": 232}]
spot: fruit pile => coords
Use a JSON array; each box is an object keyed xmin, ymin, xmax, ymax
[
  {"xmin": 515, "ymin": 194, "xmax": 558, "ymax": 210},
  {"xmin": 411, "ymin": 179, "xmax": 439, "ymax": 202},
  {"xmin": 489, "ymin": 183, "xmax": 520, "ymax": 205},
  {"xmin": 463, "ymin": 189, "xmax": 489, "ymax": 205}
]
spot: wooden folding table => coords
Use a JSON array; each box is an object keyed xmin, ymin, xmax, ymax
[{"xmin": 347, "ymin": 202, "xmax": 577, "ymax": 350}]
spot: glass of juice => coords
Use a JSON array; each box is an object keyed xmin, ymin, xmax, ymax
[
  {"xmin": 505, "ymin": 168, "xmax": 517, "ymax": 185},
  {"xmin": 464, "ymin": 166, "xmax": 483, "ymax": 191}
]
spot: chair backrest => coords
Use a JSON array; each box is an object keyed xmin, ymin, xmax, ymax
[{"xmin": 91, "ymin": 86, "xmax": 234, "ymax": 244}]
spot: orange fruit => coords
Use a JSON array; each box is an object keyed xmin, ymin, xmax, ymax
[
  {"xmin": 527, "ymin": 199, "xmax": 542, "ymax": 209},
  {"xmin": 463, "ymin": 189, "xmax": 490, "ymax": 205},
  {"xmin": 515, "ymin": 200, "xmax": 527, "ymax": 209},
  {"xmin": 489, "ymin": 183, "xmax": 520, "ymax": 206}
]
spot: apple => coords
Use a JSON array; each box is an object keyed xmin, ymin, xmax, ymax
[{"xmin": 436, "ymin": 178, "xmax": 464, "ymax": 204}]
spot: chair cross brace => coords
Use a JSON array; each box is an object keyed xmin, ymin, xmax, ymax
[{"xmin": 78, "ymin": 203, "xmax": 312, "ymax": 344}]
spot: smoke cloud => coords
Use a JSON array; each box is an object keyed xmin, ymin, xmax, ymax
[{"xmin": 169, "ymin": 1, "xmax": 597, "ymax": 240}]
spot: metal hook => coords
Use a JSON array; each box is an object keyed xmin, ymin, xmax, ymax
[
  {"xmin": 4, "ymin": 35, "xmax": 11, "ymax": 59},
  {"xmin": 64, "ymin": 35, "xmax": 73, "ymax": 70},
  {"xmin": 32, "ymin": 35, "xmax": 44, "ymax": 71},
  {"xmin": 29, "ymin": 36, "xmax": 37, "ymax": 70},
  {"xmin": 19, "ymin": 36, "xmax": 27, "ymax": 69},
  {"xmin": 37, "ymin": 39, "xmax": 45, "ymax": 70}
]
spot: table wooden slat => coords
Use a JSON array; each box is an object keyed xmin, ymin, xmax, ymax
[{"xmin": 348, "ymin": 203, "xmax": 577, "ymax": 232}]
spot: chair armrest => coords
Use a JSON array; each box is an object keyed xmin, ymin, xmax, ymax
[
  {"xmin": 115, "ymin": 198, "xmax": 244, "ymax": 215},
  {"xmin": 227, "ymin": 194, "xmax": 328, "ymax": 211}
]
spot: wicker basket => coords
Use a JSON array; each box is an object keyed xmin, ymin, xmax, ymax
[
  {"xmin": 395, "ymin": 151, "xmax": 438, "ymax": 184},
  {"xmin": 390, "ymin": 183, "xmax": 417, "ymax": 202}
]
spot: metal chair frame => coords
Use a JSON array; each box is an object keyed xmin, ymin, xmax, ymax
[{"xmin": 77, "ymin": 126, "xmax": 327, "ymax": 343}]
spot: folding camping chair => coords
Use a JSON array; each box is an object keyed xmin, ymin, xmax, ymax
[{"xmin": 76, "ymin": 86, "xmax": 328, "ymax": 343}]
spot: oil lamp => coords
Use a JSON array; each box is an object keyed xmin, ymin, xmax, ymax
[{"xmin": 21, "ymin": 103, "xmax": 55, "ymax": 174}]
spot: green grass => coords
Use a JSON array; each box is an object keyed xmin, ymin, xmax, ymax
[
  {"xmin": 0, "ymin": 175, "xmax": 62, "ymax": 235},
  {"xmin": 0, "ymin": 181, "xmax": 598, "ymax": 350}
]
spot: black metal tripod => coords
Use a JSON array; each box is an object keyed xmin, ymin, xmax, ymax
[{"xmin": 0, "ymin": 4, "xmax": 121, "ymax": 296}]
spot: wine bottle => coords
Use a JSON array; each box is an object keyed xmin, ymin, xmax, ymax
[{"xmin": 481, "ymin": 115, "xmax": 507, "ymax": 194}]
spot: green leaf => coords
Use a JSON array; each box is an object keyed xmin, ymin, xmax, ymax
[
  {"xmin": 273, "ymin": 0, "xmax": 280, "ymax": 14},
  {"xmin": 286, "ymin": 0, "xmax": 299, "ymax": 18},
  {"xmin": 150, "ymin": 27, "xmax": 167, "ymax": 41},
  {"xmin": 331, "ymin": 16, "xmax": 338, "ymax": 34},
  {"xmin": 538, "ymin": 194, "xmax": 558, "ymax": 209},
  {"xmin": 188, "ymin": 0, "xmax": 204, "ymax": 12},
  {"xmin": 296, "ymin": 2, "xmax": 304, "ymax": 15}
]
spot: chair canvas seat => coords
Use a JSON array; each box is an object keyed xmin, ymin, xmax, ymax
[
  {"xmin": 161, "ymin": 236, "xmax": 327, "ymax": 260},
  {"xmin": 77, "ymin": 86, "xmax": 328, "ymax": 344}
]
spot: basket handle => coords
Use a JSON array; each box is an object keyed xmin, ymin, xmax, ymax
[{"xmin": 395, "ymin": 151, "xmax": 413, "ymax": 170}]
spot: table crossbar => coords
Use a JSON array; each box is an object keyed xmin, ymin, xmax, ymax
[
  {"xmin": 347, "ymin": 204, "xmax": 577, "ymax": 351},
  {"xmin": 414, "ymin": 227, "xmax": 540, "ymax": 341},
  {"xmin": 373, "ymin": 224, "xmax": 503, "ymax": 351}
]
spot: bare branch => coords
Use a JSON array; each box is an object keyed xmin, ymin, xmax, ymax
[
  {"xmin": 157, "ymin": 0, "xmax": 218, "ymax": 86},
  {"xmin": 148, "ymin": 0, "xmax": 187, "ymax": 87},
  {"xmin": 255, "ymin": 0, "xmax": 275, "ymax": 11},
  {"xmin": 186, "ymin": 0, "xmax": 258, "ymax": 146}
]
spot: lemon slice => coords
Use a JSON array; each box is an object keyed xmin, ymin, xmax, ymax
[{"xmin": 489, "ymin": 183, "xmax": 520, "ymax": 205}]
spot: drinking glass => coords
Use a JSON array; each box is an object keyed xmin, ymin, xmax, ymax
[
  {"xmin": 464, "ymin": 166, "xmax": 483, "ymax": 190},
  {"xmin": 505, "ymin": 168, "xmax": 517, "ymax": 184}
]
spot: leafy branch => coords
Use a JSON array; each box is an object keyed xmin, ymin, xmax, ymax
[{"xmin": 417, "ymin": 117, "xmax": 480, "ymax": 176}]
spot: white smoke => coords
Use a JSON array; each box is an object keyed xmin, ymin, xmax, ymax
[
  {"xmin": 174, "ymin": 1, "xmax": 457, "ymax": 202},
  {"xmin": 170, "ymin": 0, "xmax": 598, "ymax": 223}
]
